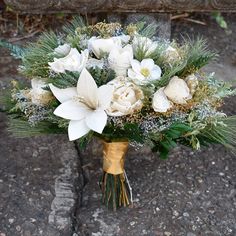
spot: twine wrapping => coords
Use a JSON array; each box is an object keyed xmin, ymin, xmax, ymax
[{"xmin": 102, "ymin": 141, "xmax": 129, "ymax": 175}]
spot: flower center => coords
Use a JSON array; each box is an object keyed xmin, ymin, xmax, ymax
[{"xmin": 140, "ymin": 68, "xmax": 150, "ymax": 78}]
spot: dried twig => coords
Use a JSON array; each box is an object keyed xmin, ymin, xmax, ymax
[
  {"xmin": 171, "ymin": 13, "xmax": 189, "ymax": 20},
  {"xmin": 8, "ymin": 29, "xmax": 41, "ymax": 42}
]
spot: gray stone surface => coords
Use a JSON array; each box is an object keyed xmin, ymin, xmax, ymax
[{"xmin": 0, "ymin": 49, "xmax": 83, "ymax": 236}]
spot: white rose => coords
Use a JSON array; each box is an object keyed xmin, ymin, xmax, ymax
[
  {"xmin": 108, "ymin": 44, "xmax": 133, "ymax": 76},
  {"xmin": 152, "ymin": 87, "xmax": 172, "ymax": 112},
  {"xmin": 49, "ymin": 48, "xmax": 88, "ymax": 74},
  {"xmin": 54, "ymin": 43, "xmax": 71, "ymax": 56},
  {"xmin": 163, "ymin": 46, "xmax": 181, "ymax": 63},
  {"xmin": 132, "ymin": 35, "xmax": 158, "ymax": 57},
  {"xmin": 89, "ymin": 37, "xmax": 122, "ymax": 59},
  {"xmin": 106, "ymin": 76, "xmax": 144, "ymax": 116},
  {"xmin": 128, "ymin": 58, "xmax": 162, "ymax": 85},
  {"xmin": 29, "ymin": 79, "xmax": 52, "ymax": 106},
  {"xmin": 164, "ymin": 76, "xmax": 192, "ymax": 104},
  {"xmin": 185, "ymin": 74, "xmax": 198, "ymax": 95}
]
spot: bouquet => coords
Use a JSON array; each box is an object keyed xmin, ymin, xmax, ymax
[{"xmin": 1, "ymin": 17, "xmax": 236, "ymax": 211}]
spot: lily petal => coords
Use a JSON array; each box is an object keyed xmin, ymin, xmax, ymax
[
  {"xmin": 49, "ymin": 84, "xmax": 77, "ymax": 103},
  {"xmin": 85, "ymin": 109, "xmax": 107, "ymax": 133},
  {"xmin": 54, "ymin": 100, "xmax": 90, "ymax": 120},
  {"xmin": 98, "ymin": 85, "xmax": 113, "ymax": 109},
  {"xmin": 68, "ymin": 119, "xmax": 90, "ymax": 141},
  {"xmin": 77, "ymin": 69, "xmax": 98, "ymax": 109}
]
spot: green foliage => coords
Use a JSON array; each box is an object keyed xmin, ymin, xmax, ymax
[
  {"xmin": 207, "ymin": 74, "xmax": 236, "ymax": 98},
  {"xmin": 100, "ymin": 123, "xmax": 144, "ymax": 143},
  {"xmin": 212, "ymin": 12, "xmax": 228, "ymax": 29},
  {"xmin": 177, "ymin": 38, "xmax": 217, "ymax": 77},
  {"xmin": 63, "ymin": 15, "xmax": 86, "ymax": 36},
  {"xmin": 7, "ymin": 115, "xmax": 65, "ymax": 138},
  {"xmin": 88, "ymin": 67, "xmax": 116, "ymax": 87},
  {"xmin": 48, "ymin": 71, "xmax": 80, "ymax": 88},
  {"xmin": 0, "ymin": 89, "xmax": 14, "ymax": 112},
  {"xmin": 76, "ymin": 131, "xmax": 94, "ymax": 150},
  {"xmin": 21, "ymin": 31, "xmax": 59, "ymax": 78},
  {"xmin": 139, "ymin": 22, "xmax": 158, "ymax": 39},
  {"xmin": 198, "ymin": 116, "xmax": 236, "ymax": 152},
  {"xmin": 150, "ymin": 123, "xmax": 192, "ymax": 159},
  {"xmin": 0, "ymin": 40, "xmax": 26, "ymax": 59}
]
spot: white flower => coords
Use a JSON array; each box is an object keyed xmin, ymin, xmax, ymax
[
  {"xmin": 54, "ymin": 43, "xmax": 71, "ymax": 56},
  {"xmin": 152, "ymin": 87, "xmax": 172, "ymax": 112},
  {"xmin": 106, "ymin": 76, "xmax": 144, "ymax": 116},
  {"xmin": 163, "ymin": 45, "xmax": 181, "ymax": 63},
  {"xmin": 89, "ymin": 37, "xmax": 122, "ymax": 59},
  {"xmin": 108, "ymin": 44, "xmax": 133, "ymax": 76},
  {"xmin": 49, "ymin": 69, "xmax": 113, "ymax": 141},
  {"xmin": 128, "ymin": 59, "xmax": 162, "ymax": 85},
  {"xmin": 132, "ymin": 35, "xmax": 158, "ymax": 57},
  {"xmin": 164, "ymin": 76, "xmax": 192, "ymax": 104},
  {"xmin": 29, "ymin": 78, "xmax": 52, "ymax": 106},
  {"xmin": 48, "ymin": 48, "xmax": 88, "ymax": 73},
  {"xmin": 185, "ymin": 74, "xmax": 198, "ymax": 95}
]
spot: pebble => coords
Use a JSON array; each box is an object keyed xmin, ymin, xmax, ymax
[
  {"xmin": 173, "ymin": 210, "xmax": 179, "ymax": 217},
  {"xmin": 219, "ymin": 172, "xmax": 225, "ymax": 176},
  {"xmin": 0, "ymin": 233, "xmax": 6, "ymax": 236},
  {"xmin": 183, "ymin": 212, "xmax": 190, "ymax": 217},
  {"xmin": 130, "ymin": 221, "xmax": 136, "ymax": 226},
  {"xmin": 156, "ymin": 207, "xmax": 160, "ymax": 212},
  {"xmin": 164, "ymin": 232, "xmax": 171, "ymax": 236},
  {"xmin": 187, "ymin": 233, "xmax": 196, "ymax": 236},
  {"xmin": 9, "ymin": 218, "xmax": 14, "ymax": 224}
]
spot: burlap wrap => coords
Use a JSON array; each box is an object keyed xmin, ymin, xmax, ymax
[{"xmin": 102, "ymin": 141, "xmax": 129, "ymax": 175}]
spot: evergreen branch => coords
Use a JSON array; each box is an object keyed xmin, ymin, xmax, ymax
[
  {"xmin": 62, "ymin": 15, "xmax": 86, "ymax": 36},
  {"xmin": 7, "ymin": 116, "xmax": 65, "ymax": 138},
  {"xmin": 21, "ymin": 31, "xmax": 59, "ymax": 78},
  {"xmin": 198, "ymin": 116, "xmax": 236, "ymax": 152},
  {"xmin": 177, "ymin": 37, "xmax": 217, "ymax": 77},
  {"xmin": 0, "ymin": 39, "xmax": 26, "ymax": 59}
]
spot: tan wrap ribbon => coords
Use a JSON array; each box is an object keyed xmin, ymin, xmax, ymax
[{"xmin": 103, "ymin": 141, "xmax": 129, "ymax": 175}]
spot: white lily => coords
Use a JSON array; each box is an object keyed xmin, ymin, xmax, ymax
[
  {"xmin": 49, "ymin": 69, "xmax": 113, "ymax": 141},
  {"xmin": 49, "ymin": 48, "xmax": 88, "ymax": 74},
  {"xmin": 128, "ymin": 58, "xmax": 162, "ymax": 85}
]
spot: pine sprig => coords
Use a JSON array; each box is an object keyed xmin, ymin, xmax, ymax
[
  {"xmin": 21, "ymin": 31, "xmax": 59, "ymax": 78},
  {"xmin": 177, "ymin": 38, "xmax": 217, "ymax": 77},
  {"xmin": 0, "ymin": 39, "xmax": 26, "ymax": 59},
  {"xmin": 198, "ymin": 116, "xmax": 236, "ymax": 151},
  {"xmin": 62, "ymin": 15, "xmax": 86, "ymax": 36},
  {"xmin": 7, "ymin": 115, "xmax": 65, "ymax": 138}
]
